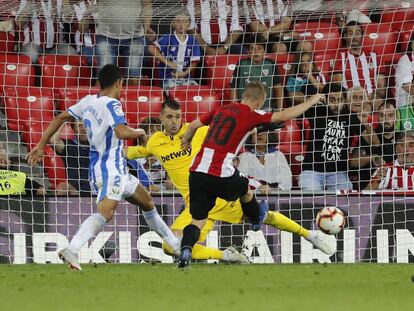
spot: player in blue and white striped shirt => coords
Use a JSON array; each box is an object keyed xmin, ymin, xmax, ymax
[{"xmin": 28, "ymin": 64, "xmax": 180, "ymax": 270}]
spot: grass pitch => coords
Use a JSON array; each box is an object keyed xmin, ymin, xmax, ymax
[{"xmin": 0, "ymin": 264, "xmax": 412, "ymax": 311}]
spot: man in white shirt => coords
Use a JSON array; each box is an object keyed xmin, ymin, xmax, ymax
[
  {"xmin": 395, "ymin": 37, "xmax": 414, "ymax": 108},
  {"xmin": 238, "ymin": 131, "xmax": 292, "ymax": 190}
]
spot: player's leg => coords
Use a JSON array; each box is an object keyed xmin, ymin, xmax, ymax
[
  {"xmin": 60, "ymin": 191, "xmax": 119, "ymax": 270},
  {"xmin": 125, "ymin": 175, "xmax": 181, "ymax": 254}
]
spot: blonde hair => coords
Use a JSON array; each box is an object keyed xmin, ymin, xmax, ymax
[{"xmin": 242, "ymin": 81, "xmax": 266, "ymax": 102}]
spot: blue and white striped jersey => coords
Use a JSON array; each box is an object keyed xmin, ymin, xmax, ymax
[{"xmin": 67, "ymin": 94, "xmax": 127, "ymax": 186}]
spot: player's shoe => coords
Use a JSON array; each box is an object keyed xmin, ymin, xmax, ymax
[
  {"xmin": 251, "ymin": 200, "xmax": 269, "ymax": 231},
  {"xmin": 177, "ymin": 247, "xmax": 192, "ymax": 269},
  {"xmin": 306, "ymin": 231, "xmax": 335, "ymax": 256},
  {"xmin": 223, "ymin": 246, "xmax": 250, "ymax": 264},
  {"xmin": 58, "ymin": 248, "xmax": 82, "ymax": 271}
]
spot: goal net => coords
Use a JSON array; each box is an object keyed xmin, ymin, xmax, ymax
[{"xmin": 1, "ymin": 0, "xmax": 414, "ymax": 264}]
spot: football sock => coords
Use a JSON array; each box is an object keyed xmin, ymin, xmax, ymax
[
  {"xmin": 142, "ymin": 209, "xmax": 181, "ymax": 253},
  {"xmin": 181, "ymin": 224, "xmax": 201, "ymax": 251},
  {"xmin": 192, "ymin": 244, "xmax": 224, "ymax": 260},
  {"xmin": 68, "ymin": 213, "xmax": 107, "ymax": 254},
  {"xmin": 240, "ymin": 195, "xmax": 260, "ymax": 223},
  {"xmin": 264, "ymin": 211, "xmax": 310, "ymax": 238}
]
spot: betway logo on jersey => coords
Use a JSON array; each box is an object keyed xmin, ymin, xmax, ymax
[{"xmin": 161, "ymin": 147, "xmax": 192, "ymax": 162}]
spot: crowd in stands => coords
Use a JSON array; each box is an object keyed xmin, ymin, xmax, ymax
[{"xmin": 2, "ymin": 0, "xmax": 414, "ymax": 195}]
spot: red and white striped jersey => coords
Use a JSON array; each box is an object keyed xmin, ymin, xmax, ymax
[
  {"xmin": 186, "ymin": 0, "xmax": 245, "ymax": 45},
  {"xmin": 244, "ymin": 0, "xmax": 291, "ymax": 28},
  {"xmin": 334, "ymin": 48, "xmax": 386, "ymax": 96},
  {"xmin": 375, "ymin": 160, "xmax": 414, "ymax": 190},
  {"xmin": 190, "ymin": 103, "xmax": 273, "ymax": 177},
  {"xmin": 16, "ymin": 0, "xmax": 65, "ymax": 49}
]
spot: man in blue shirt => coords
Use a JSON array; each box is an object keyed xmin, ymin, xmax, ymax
[{"xmin": 148, "ymin": 12, "xmax": 201, "ymax": 89}]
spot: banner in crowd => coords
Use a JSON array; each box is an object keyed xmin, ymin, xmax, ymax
[{"xmin": 1, "ymin": 195, "xmax": 413, "ymax": 264}]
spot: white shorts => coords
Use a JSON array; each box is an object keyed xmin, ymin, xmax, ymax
[{"xmin": 93, "ymin": 173, "xmax": 140, "ymax": 204}]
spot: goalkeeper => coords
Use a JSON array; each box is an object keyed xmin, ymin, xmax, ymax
[{"xmin": 125, "ymin": 98, "xmax": 334, "ymax": 261}]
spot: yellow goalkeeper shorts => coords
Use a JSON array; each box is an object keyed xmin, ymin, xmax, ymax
[{"xmin": 171, "ymin": 198, "xmax": 244, "ymax": 242}]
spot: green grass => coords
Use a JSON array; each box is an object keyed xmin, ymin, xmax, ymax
[{"xmin": 0, "ymin": 264, "xmax": 413, "ymax": 311}]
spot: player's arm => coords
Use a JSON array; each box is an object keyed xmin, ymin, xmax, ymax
[
  {"xmin": 181, "ymin": 118, "xmax": 204, "ymax": 149},
  {"xmin": 124, "ymin": 144, "xmax": 152, "ymax": 160},
  {"xmin": 114, "ymin": 125, "xmax": 148, "ymax": 142},
  {"xmin": 27, "ymin": 112, "xmax": 74, "ymax": 166},
  {"xmin": 270, "ymin": 93, "xmax": 324, "ymax": 123}
]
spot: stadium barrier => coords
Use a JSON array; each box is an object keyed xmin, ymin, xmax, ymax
[{"xmin": 1, "ymin": 193, "xmax": 413, "ymax": 264}]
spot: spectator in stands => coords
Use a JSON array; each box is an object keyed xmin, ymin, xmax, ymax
[
  {"xmin": 347, "ymin": 86, "xmax": 368, "ymax": 114},
  {"xmin": 94, "ymin": 0, "xmax": 155, "ymax": 85},
  {"xmin": 349, "ymin": 102, "xmax": 382, "ymax": 190},
  {"xmin": 365, "ymin": 131, "xmax": 414, "ymax": 190},
  {"xmin": 396, "ymin": 84, "xmax": 414, "ymax": 131},
  {"xmin": 286, "ymin": 52, "xmax": 326, "ymax": 105},
  {"xmin": 0, "ymin": 138, "xmax": 46, "ymax": 196},
  {"xmin": 299, "ymin": 83, "xmax": 369, "ymax": 191},
  {"xmin": 244, "ymin": 0, "xmax": 298, "ymax": 53},
  {"xmin": 15, "ymin": 0, "xmax": 78, "ymax": 64},
  {"xmin": 230, "ymin": 34, "xmax": 283, "ymax": 110},
  {"xmin": 50, "ymin": 121, "xmax": 91, "ymax": 196},
  {"xmin": 232, "ymin": 156, "xmax": 270, "ymax": 195},
  {"xmin": 187, "ymin": 0, "xmax": 245, "ymax": 55},
  {"xmin": 148, "ymin": 12, "xmax": 201, "ymax": 90},
  {"xmin": 395, "ymin": 33, "xmax": 414, "ymax": 108},
  {"xmin": 332, "ymin": 19, "xmax": 386, "ymax": 99},
  {"xmin": 238, "ymin": 130, "xmax": 292, "ymax": 190}
]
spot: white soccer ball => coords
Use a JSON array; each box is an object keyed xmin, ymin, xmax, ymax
[{"xmin": 316, "ymin": 207, "xmax": 345, "ymax": 235}]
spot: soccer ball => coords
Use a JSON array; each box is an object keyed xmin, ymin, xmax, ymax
[{"xmin": 316, "ymin": 207, "xmax": 345, "ymax": 235}]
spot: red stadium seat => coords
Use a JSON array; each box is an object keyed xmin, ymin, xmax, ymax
[
  {"xmin": 55, "ymin": 86, "xmax": 100, "ymax": 111},
  {"xmin": 21, "ymin": 122, "xmax": 67, "ymax": 189},
  {"xmin": 169, "ymin": 86, "xmax": 222, "ymax": 122},
  {"xmin": 0, "ymin": 54, "xmax": 35, "ymax": 94},
  {"xmin": 266, "ymin": 53, "xmax": 294, "ymax": 83},
  {"xmin": 361, "ymin": 23, "xmax": 398, "ymax": 63},
  {"xmin": 0, "ymin": 31, "xmax": 14, "ymax": 53},
  {"xmin": 120, "ymin": 86, "xmax": 164, "ymax": 126},
  {"xmin": 278, "ymin": 119, "xmax": 311, "ymax": 186},
  {"xmin": 204, "ymin": 54, "xmax": 243, "ymax": 99},
  {"xmin": 39, "ymin": 55, "xmax": 92, "ymax": 88},
  {"xmin": 398, "ymin": 23, "xmax": 414, "ymax": 53},
  {"xmin": 381, "ymin": 7, "xmax": 414, "ymax": 31},
  {"xmin": 293, "ymin": 22, "xmax": 341, "ymax": 53},
  {"xmin": 3, "ymin": 87, "xmax": 55, "ymax": 131}
]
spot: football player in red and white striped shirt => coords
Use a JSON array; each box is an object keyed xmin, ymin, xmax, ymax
[
  {"xmin": 366, "ymin": 131, "xmax": 414, "ymax": 190},
  {"xmin": 177, "ymin": 81, "xmax": 324, "ymax": 267},
  {"xmin": 332, "ymin": 21, "xmax": 387, "ymax": 99}
]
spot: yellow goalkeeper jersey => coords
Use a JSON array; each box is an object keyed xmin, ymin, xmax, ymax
[{"xmin": 126, "ymin": 123, "xmax": 209, "ymax": 200}]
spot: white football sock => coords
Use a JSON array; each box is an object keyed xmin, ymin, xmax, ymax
[
  {"xmin": 142, "ymin": 209, "xmax": 180, "ymax": 253},
  {"xmin": 68, "ymin": 213, "xmax": 107, "ymax": 255}
]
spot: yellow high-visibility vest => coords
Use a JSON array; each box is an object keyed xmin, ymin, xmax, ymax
[{"xmin": 0, "ymin": 170, "xmax": 26, "ymax": 195}]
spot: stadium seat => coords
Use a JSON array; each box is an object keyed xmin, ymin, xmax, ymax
[
  {"xmin": 293, "ymin": 22, "xmax": 341, "ymax": 53},
  {"xmin": 3, "ymin": 87, "xmax": 55, "ymax": 131},
  {"xmin": 0, "ymin": 31, "xmax": 14, "ymax": 53},
  {"xmin": 381, "ymin": 7, "xmax": 414, "ymax": 31},
  {"xmin": 39, "ymin": 55, "xmax": 92, "ymax": 89},
  {"xmin": 21, "ymin": 122, "xmax": 67, "ymax": 189},
  {"xmin": 203, "ymin": 54, "xmax": 243, "ymax": 100},
  {"xmin": 120, "ymin": 86, "xmax": 164, "ymax": 126},
  {"xmin": 278, "ymin": 119, "xmax": 311, "ymax": 186},
  {"xmin": 0, "ymin": 54, "xmax": 35, "ymax": 95},
  {"xmin": 55, "ymin": 86, "xmax": 100, "ymax": 111},
  {"xmin": 169, "ymin": 86, "xmax": 222, "ymax": 122},
  {"xmin": 361, "ymin": 23, "xmax": 398, "ymax": 63},
  {"xmin": 266, "ymin": 53, "xmax": 295, "ymax": 83}
]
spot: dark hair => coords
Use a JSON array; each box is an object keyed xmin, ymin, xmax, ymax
[
  {"xmin": 140, "ymin": 116, "xmax": 161, "ymax": 134},
  {"xmin": 323, "ymin": 83, "xmax": 346, "ymax": 97},
  {"xmin": 97, "ymin": 64, "xmax": 122, "ymax": 89},
  {"xmin": 246, "ymin": 33, "xmax": 268, "ymax": 50},
  {"xmin": 406, "ymin": 32, "xmax": 414, "ymax": 53},
  {"xmin": 161, "ymin": 98, "xmax": 181, "ymax": 111},
  {"xmin": 345, "ymin": 20, "xmax": 363, "ymax": 29},
  {"xmin": 377, "ymin": 101, "xmax": 396, "ymax": 111}
]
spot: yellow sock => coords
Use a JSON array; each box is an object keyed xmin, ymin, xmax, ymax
[
  {"xmin": 192, "ymin": 244, "xmax": 224, "ymax": 260},
  {"xmin": 162, "ymin": 242, "xmax": 223, "ymax": 260},
  {"xmin": 264, "ymin": 211, "xmax": 309, "ymax": 238}
]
